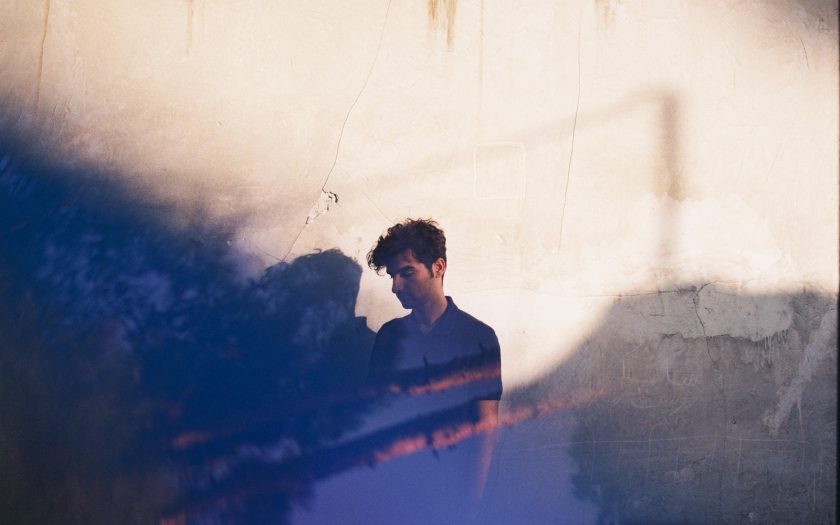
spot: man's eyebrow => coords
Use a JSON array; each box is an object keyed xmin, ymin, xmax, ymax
[{"xmin": 386, "ymin": 264, "xmax": 413, "ymax": 276}]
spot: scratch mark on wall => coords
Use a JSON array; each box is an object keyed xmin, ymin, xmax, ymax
[
  {"xmin": 242, "ymin": 237, "xmax": 282, "ymax": 262},
  {"xmin": 280, "ymin": 0, "xmax": 392, "ymax": 262},
  {"xmin": 556, "ymin": 1, "xmax": 585, "ymax": 250},
  {"xmin": 36, "ymin": 0, "xmax": 53, "ymax": 107},
  {"xmin": 767, "ymin": 309, "xmax": 836, "ymax": 436},
  {"xmin": 501, "ymin": 433, "xmax": 810, "ymax": 453},
  {"xmin": 478, "ymin": 0, "xmax": 484, "ymax": 90},
  {"xmin": 361, "ymin": 191, "xmax": 392, "ymax": 224},
  {"xmin": 428, "ymin": 0, "xmax": 457, "ymax": 48}
]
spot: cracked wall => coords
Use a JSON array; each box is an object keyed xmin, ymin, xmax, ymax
[{"xmin": 0, "ymin": 0, "xmax": 836, "ymax": 523}]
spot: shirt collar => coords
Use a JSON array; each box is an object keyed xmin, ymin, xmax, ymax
[{"xmin": 409, "ymin": 296, "xmax": 458, "ymax": 335}]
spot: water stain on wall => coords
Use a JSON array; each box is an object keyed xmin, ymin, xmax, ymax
[
  {"xmin": 594, "ymin": 0, "xmax": 618, "ymax": 27},
  {"xmin": 428, "ymin": 0, "xmax": 457, "ymax": 47}
]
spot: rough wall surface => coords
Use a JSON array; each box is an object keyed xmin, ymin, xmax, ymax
[{"xmin": 0, "ymin": 1, "xmax": 836, "ymax": 523}]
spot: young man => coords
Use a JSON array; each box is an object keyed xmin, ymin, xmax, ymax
[{"xmin": 366, "ymin": 218, "xmax": 502, "ymax": 521}]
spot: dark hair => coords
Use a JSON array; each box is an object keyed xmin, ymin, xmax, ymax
[{"xmin": 366, "ymin": 218, "xmax": 447, "ymax": 274}]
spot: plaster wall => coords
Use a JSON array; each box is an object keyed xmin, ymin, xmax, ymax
[{"xmin": 0, "ymin": 0, "xmax": 836, "ymax": 523}]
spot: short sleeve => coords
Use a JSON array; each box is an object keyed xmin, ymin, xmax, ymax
[{"xmin": 478, "ymin": 327, "xmax": 503, "ymax": 400}]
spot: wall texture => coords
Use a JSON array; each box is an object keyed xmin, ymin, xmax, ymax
[{"xmin": 0, "ymin": 1, "xmax": 836, "ymax": 523}]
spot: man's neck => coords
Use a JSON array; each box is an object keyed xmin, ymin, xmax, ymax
[{"xmin": 412, "ymin": 294, "xmax": 448, "ymax": 333}]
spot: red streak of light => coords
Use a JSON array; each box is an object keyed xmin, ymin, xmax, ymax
[
  {"xmin": 369, "ymin": 388, "xmax": 603, "ymax": 465},
  {"xmin": 160, "ymin": 513, "xmax": 186, "ymax": 525},
  {"xmin": 172, "ymin": 367, "xmax": 501, "ymax": 451},
  {"xmin": 402, "ymin": 368, "xmax": 500, "ymax": 396},
  {"xmin": 372, "ymin": 435, "xmax": 430, "ymax": 463},
  {"xmin": 171, "ymin": 431, "xmax": 214, "ymax": 450}
]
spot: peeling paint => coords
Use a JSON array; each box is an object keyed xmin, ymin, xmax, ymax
[{"xmin": 305, "ymin": 190, "xmax": 339, "ymax": 226}]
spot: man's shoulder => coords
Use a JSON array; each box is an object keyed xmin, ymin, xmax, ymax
[
  {"xmin": 451, "ymin": 307, "xmax": 493, "ymax": 330},
  {"xmin": 378, "ymin": 314, "xmax": 411, "ymax": 331},
  {"xmin": 375, "ymin": 314, "xmax": 412, "ymax": 340},
  {"xmin": 448, "ymin": 303, "xmax": 498, "ymax": 341}
]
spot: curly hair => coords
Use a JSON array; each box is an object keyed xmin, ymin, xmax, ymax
[{"xmin": 366, "ymin": 218, "xmax": 447, "ymax": 274}]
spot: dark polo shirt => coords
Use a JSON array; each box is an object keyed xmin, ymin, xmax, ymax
[
  {"xmin": 368, "ymin": 296, "xmax": 502, "ymax": 402},
  {"xmin": 355, "ymin": 297, "xmax": 502, "ymax": 524}
]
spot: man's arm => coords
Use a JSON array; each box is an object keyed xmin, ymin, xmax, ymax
[
  {"xmin": 472, "ymin": 399, "xmax": 499, "ymax": 502},
  {"xmin": 471, "ymin": 326, "xmax": 502, "ymax": 502}
]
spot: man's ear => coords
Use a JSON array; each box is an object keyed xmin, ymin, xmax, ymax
[{"xmin": 433, "ymin": 258, "xmax": 446, "ymax": 278}]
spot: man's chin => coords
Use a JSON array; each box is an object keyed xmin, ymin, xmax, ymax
[{"xmin": 396, "ymin": 296, "xmax": 414, "ymax": 309}]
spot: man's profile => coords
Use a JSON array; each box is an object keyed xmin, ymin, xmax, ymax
[{"xmin": 365, "ymin": 218, "xmax": 502, "ymax": 521}]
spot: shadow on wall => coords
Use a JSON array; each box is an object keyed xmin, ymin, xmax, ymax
[
  {"xmin": 0, "ymin": 137, "xmax": 836, "ymax": 524},
  {"xmin": 0, "ymin": 141, "xmax": 378, "ymax": 524},
  {"xmin": 490, "ymin": 288, "xmax": 836, "ymax": 525}
]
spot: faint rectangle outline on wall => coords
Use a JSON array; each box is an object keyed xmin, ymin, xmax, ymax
[{"xmin": 473, "ymin": 141, "xmax": 526, "ymax": 200}]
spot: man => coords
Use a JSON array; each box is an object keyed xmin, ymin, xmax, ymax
[{"xmin": 366, "ymin": 218, "xmax": 502, "ymax": 521}]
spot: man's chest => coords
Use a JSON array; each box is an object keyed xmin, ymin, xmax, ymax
[{"xmin": 389, "ymin": 333, "xmax": 478, "ymax": 370}]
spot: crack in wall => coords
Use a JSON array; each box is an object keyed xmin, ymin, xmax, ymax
[
  {"xmin": 556, "ymin": 0, "xmax": 584, "ymax": 251},
  {"xmin": 35, "ymin": 0, "xmax": 52, "ymax": 107},
  {"xmin": 361, "ymin": 191, "xmax": 391, "ymax": 224},
  {"xmin": 319, "ymin": 0, "xmax": 392, "ymax": 194},
  {"xmin": 692, "ymin": 283, "xmax": 715, "ymax": 365},
  {"xmin": 799, "ymin": 37, "xmax": 809, "ymax": 68},
  {"xmin": 691, "ymin": 281, "xmax": 727, "ymax": 522},
  {"xmin": 280, "ymin": 0, "xmax": 393, "ymax": 263}
]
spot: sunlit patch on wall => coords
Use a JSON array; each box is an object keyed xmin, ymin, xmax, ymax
[{"xmin": 472, "ymin": 141, "xmax": 525, "ymax": 200}]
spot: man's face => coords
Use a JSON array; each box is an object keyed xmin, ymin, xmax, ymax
[{"xmin": 385, "ymin": 249, "xmax": 443, "ymax": 310}]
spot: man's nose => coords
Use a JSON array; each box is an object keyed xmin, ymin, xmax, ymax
[{"xmin": 391, "ymin": 275, "xmax": 403, "ymax": 294}]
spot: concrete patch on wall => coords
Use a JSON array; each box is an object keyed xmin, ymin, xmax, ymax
[{"xmin": 695, "ymin": 283, "xmax": 794, "ymax": 341}]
